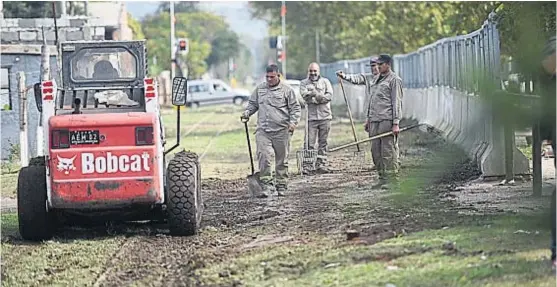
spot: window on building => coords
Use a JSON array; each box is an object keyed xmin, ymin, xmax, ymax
[{"xmin": 1, "ymin": 67, "xmax": 12, "ymax": 111}]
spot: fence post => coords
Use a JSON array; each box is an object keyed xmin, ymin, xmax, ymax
[
  {"xmin": 18, "ymin": 72, "xmax": 29, "ymax": 167},
  {"xmin": 532, "ymin": 121, "xmax": 542, "ymax": 196},
  {"xmin": 38, "ymin": 28, "xmax": 50, "ymax": 157},
  {"xmin": 503, "ymin": 120, "xmax": 514, "ymax": 183}
]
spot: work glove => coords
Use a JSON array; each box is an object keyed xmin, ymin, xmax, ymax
[
  {"xmin": 364, "ymin": 120, "xmax": 370, "ymax": 133},
  {"xmin": 315, "ymin": 93, "xmax": 325, "ymax": 103},
  {"xmin": 392, "ymin": 123, "xmax": 400, "ymax": 135},
  {"xmin": 240, "ymin": 111, "xmax": 250, "ymax": 122},
  {"xmin": 288, "ymin": 123, "xmax": 296, "ymax": 132}
]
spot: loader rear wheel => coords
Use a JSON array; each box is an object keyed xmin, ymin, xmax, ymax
[
  {"xmin": 17, "ymin": 163, "xmax": 53, "ymax": 241},
  {"xmin": 166, "ymin": 151, "xmax": 203, "ymax": 236}
]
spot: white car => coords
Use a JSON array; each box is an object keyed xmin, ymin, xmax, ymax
[
  {"xmin": 284, "ymin": 79, "xmax": 306, "ymax": 108},
  {"xmin": 186, "ymin": 79, "xmax": 251, "ymax": 108}
]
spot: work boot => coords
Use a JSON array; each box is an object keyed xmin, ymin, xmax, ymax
[
  {"xmin": 380, "ymin": 174, "xmax": 400, "ymax": 190},
  {"xmin": 316, "ymin": 165, "xmax": 331, "ymax": 174},
  {"xmin": 257, "ymin": 182, "xmax": 274, "ymax": 198},
  {"xmin": 371, "ymin": 178, "xmax": 388, "ymax": 189},
  {"xmin": 276, "ymin": 184, "xmax": 287, "ymax": 197}
]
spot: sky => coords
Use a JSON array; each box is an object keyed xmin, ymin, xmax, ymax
[
  {"xmin": 125, "ymin": 1, "xmax": 268, "ymax": 40},
  {"xmin": 125, "ymin": 1, "xmax": 269, "ymax": 77}
]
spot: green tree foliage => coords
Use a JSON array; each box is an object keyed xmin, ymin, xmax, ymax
[
  {"xmin": 488, "ymin": 2, "xmax": 556, "ymax": 133},
  {"xmin": 496, "ymin": 2, "xmax": 556, "ymax": 77},
  {"xmin": 3, "ymin": 1, "xmax": 85, "ymax": 18},
  {"xmin": 250, "ymin": 1, "xmax": 498, "ymax": 72},
  {"xmin": 127, "ymin": 13, "xmax": 145, "ymax": 40},
  {"xmin": 206, "ymin": 30, "xmax": 242, "ymax": 68},
  {"xmin": 141, "ymin": 10, "xmax": 242, "ymax": 79}
]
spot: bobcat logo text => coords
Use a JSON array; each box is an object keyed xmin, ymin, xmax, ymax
[{"xmin": 82, "ymin": 152, "xmax": 151, "ymax": 174}]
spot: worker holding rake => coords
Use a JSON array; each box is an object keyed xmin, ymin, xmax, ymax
[
  {"xmin": 336, "ymin": 54, "xmax": 404, "ymax": 187},
  {"xmin": 300, "ymin": 62, "xmax": 334, "ymax": 174},
  {"xmin": 241, "ymin": 64, "xmax": 301, "ymax": 197}
]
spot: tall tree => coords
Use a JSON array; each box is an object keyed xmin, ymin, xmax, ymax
[
  {"xmin": 127, "ymin": 13, "xmax": 145, "ymax": 40},
  {"xmin": 3, "ymin": 1, "xmax": 85, "ymax": 18},
  {"xmin": 141, "ymin": 10, "xmax": 242, "ymax": 79},
  {"xmin": 249, "ymin": 2, "xmax": 499, "ymax": 72},
  {"xmin": 206, "ymin": 30, "xmax": 241, "ymax": 68}
]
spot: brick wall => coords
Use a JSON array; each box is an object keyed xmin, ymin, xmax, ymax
[
  {"xmin": 0, "ymin": 16, "xmax": 110, "ymax": 161},
  {"xmin": 1, "ymin": 17, "xmax": 107, "ymax": 45}
]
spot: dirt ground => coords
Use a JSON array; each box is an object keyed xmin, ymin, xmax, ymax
[{"xmin": 1, "ymin": 107, "xmax": 555, "ymax": 286}]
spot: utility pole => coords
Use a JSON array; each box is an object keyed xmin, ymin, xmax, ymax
[
  {"xmin": 281, "ymin": 1, "xmax": 286, "ymax": 77},
  {"xmin": 170, "ymin": 1, "xmax": 176, "ymax": 80},
  {"xmin": 315, "ymin": 30, "xmax": 320, "ymax": 63}
]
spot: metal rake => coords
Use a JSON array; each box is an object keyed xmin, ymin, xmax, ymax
[
  {"xmin": 338, "ymin": 76, "xmax": 367, "ymax": 173},
  {"xmin": 296, "ymin": 108, "xmax": 318, "ymax": 175}
]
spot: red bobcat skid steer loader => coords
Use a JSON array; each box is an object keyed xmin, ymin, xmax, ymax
[{"xmin": 18, "ymin": 40, "xmax": 202, "ymax": 241}]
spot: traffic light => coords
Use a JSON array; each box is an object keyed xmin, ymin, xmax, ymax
[
  {"xmin": 269, "ymin": 36, "xmax": 277, "ymax": 49},
  {"xmin": 177, "ymin": 38, "xmax": 188, "ymax": 54},
  {"xmin": 277, "ymin": 50, "xmax": 285, "ymax": 63}
]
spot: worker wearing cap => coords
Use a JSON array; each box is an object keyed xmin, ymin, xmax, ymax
[
  {"xmin": 336, "ymin": 54, "xmax": 403, "ymax": 186},
  {"xmin": 300, "ymin": 62, "xmax": 334, "ymax": 174},
  {"xmin": 241, "ymin": 64, "xmax": 301, "ymax": 197}
]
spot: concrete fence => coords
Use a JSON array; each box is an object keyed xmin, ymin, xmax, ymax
[{"xmin": 321, "ymin": 12, "xmax": 530, "ymax": 178}]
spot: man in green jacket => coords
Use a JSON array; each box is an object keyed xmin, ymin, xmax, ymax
[
  {"xmin": 300, "ymin": 62, "xmax": 334, "ymax": 174},
  {"xmin": 336, "ymin": 54, "xmax": 403, "ymax": 187},
  {"xmin": 241, "ymin": 64, "xmax": 301, "ymax": 197}
]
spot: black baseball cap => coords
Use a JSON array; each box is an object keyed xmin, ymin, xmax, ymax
[
  {"xmin": 376, "ymin": 54, "xmax": 392, "ymax": 65},
  {"xmin": 366, "ymin": 56, "xmax": 379, "ymax": 66}
]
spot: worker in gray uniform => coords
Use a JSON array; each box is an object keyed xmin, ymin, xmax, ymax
[
  {"xmin": 336, "ymin": 54, "xmax": 403, "ymax": 187},
  {"xmin": 241, "ymin": 64, "xmax": 301, "ymax": 197},
  {"xmin": 300, "ymin": 62, "xmax": 334, "ymax": 174}
]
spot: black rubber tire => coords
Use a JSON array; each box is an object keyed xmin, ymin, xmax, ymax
[
  {"xmin": 17, "ymin": 161, "xmax": 53, "ymax": 241},
  {"xmin": 233, "ymin": 96, "xmax": 245, "ymax": 106},
  {"xmin": 166, "ymin": 151, "xmax": 203, "ymax": 236}
]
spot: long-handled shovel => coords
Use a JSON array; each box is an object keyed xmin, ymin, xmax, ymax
[
  {"xmin": 329, "ymin": 124, "xmax": 422, "ymax": 152},
  {"xmin": 338, "ymin": 76, "xmax": 366, "ymax": 172},
  {"xmin": 242, "ymin": 118, "xmax": 264, "ymax": 197}
]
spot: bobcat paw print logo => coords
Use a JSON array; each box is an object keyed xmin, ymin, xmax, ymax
[{"xmin": 57, "ymin": 155, "xmax": 77, "ymax": 175}]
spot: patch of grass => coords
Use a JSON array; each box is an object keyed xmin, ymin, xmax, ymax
[
  {"xmin": 1, "ymin": 173, "xmax": 18, "ymax": 198},
  {"xmin": 160, "ymin": 105, "xmax": 370, "ymax": 179},
  {"xmin": 1, "ymin": 213, "xmax": 125, "ymax": 286},
  {"xmin": 196, "ymin": 215, "xmax": 555, "ymax": 287},
  {"xmin": 1, "ymin": 161, "xmax": 20, "ymax": 175}
]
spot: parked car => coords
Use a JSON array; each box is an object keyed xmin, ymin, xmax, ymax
[{"xmin": 186, "ymin": 79, "xmax": 251, "ymax": 108}]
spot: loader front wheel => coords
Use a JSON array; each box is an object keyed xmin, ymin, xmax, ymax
[
  {"xmin": 166, "ymin": 151, "xmax": 203, "ymax": 236},
  {"xmin": 17, "ymin": 164, "xmax": 53, "ymax": 241}
]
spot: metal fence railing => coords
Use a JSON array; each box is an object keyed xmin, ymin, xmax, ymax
[
  {"xmin": 321, "ymin": 12, "xmax": 500, "ymax": 93},
  {"xmin": 321, "ymin": 12, "xmax": 544, "ymax": 191}
]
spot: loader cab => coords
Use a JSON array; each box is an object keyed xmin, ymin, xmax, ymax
[{"xmin": 55, "ymin": 41, "xmax": 148, "ymax": 115}]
